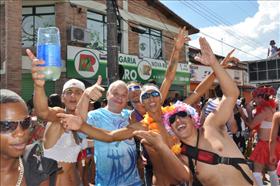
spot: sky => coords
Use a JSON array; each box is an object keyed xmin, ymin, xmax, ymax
[{"xmin": 160, "ymin": 0, "xmax": 280, "ymax": 61}]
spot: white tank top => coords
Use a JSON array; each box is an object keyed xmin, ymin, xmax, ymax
[
  {"xmin": 260, "ymin": 120, "xmax": 272, "ymax": 129},
  {"xmin": 44, "ymin": 131, "xmax": 81, "ymax": 163}
]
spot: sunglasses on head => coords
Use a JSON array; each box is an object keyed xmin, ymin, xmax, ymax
[
  {"xmin": 128, "ymin": 85, "xmax": 141, "ymax": 92},
  {"xmin": 169, "ymin": 111, "xmax": 189, "ymax": 125},
  {"xmin": 141, "ymin": 91, "xmax": 160, "ymax": 101},
  {"xmin": 0, "ymin": 116, "xmax": 32, "ymax": 133}
]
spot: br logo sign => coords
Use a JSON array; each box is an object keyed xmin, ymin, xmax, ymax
[{"xmin": 74, "ymin": 50, "xmax": 99, "ymax": 78}]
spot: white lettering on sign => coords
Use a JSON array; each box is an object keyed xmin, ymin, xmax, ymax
[
  {"xmin": 123, "ymin": 69, "xmax": 137, "ymax": 81},
  {"xmin": 130, "ymin": 70, "xmax": 137, "ymax": 80},
  {"xmin": 119, "ymin": 56, "xmax": 137, "ymax": 64}
]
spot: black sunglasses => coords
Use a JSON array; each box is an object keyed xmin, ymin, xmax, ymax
[
  {"xmin": 169, "ymin": 111, "xmax": 189, "ymax": 125},
  {"xmin": 0, "ymin": 116, "xmax": 32, "ymax": 133},
  {"xmin": 141, "ymin": 91, "xmax": 160, "ymax": 101}
]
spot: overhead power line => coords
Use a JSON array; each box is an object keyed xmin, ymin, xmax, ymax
[
  {"xmin": 200, "ymin": 32, "xmax": 263, "ymax": 59},
  {"xmin": 178, "ymin": 0, "xmax": 263, "ymax": 59},
  {"xmin": 191, "ymin": 0, "xmax": 263, "ymax": 47},
  {"xmin": 92, "ymin": 1, "xmax": 263, "ymax": 60},
  {"xmin": 180, "ymin": 1, "xmax": 261, "ymax": 50}
]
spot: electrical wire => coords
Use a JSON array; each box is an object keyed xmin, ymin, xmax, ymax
[
  {"xmin": 191, "ymin": 0, "xmax": 263, "ymax": 47},
  {"xmin": 89, "ymin": 2, "xmax": 263, "ymax": 60},
  {"xmin": 181, "ymin": 1, "xmax": 261, "ymax": 49},
  {"xmin": 200, "ymin": 32, "xmax": 263, "ymax": 59},
  {"xmin": 178, "ymin": 1, "xmax": 263, "ymax": 59}
]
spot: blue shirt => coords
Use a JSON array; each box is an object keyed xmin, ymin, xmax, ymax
[{"xmin": 87, "ymin": 108, "xmax": 142, "ymax": 186}]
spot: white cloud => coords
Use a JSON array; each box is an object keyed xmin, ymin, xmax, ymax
[{"xmin": 189, "ymin": 1, "xmax": 280, "ymax": 61}]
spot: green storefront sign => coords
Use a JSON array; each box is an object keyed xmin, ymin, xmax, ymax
[{"xmin": 67, "ymin": 46, "xmax": 190, "ymax": 85}]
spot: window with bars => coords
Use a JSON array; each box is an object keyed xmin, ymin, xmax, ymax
[
  {"xmin": 87, "ymin": 11, "xmax": 121, "ymax": 51},
  {"xmin": 248, "ymin": 58, "xmax": 280, "ymax": 82},
  {"xmin": 139, "ymin": 26, "xmax": 162, "ymax": 59},
  {"xmin": 22, "ymin": 5, "xmax": 55, "ymax": 47}
]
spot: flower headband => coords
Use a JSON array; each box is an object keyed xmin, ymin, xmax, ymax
[
  {"xmin": 162, "ymin": 101, "xmax": 201, "ymax": 134},
  {"xmin": 252, "ymin": 86, "xmax": 276, "ymax": 98}
]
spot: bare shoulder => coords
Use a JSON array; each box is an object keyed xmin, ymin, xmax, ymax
[
  {"xmin": 273, "ymin": 112, "xmax": 280, "ymax": 121},
  {"xmin": 274, "ymin": 112, "xmax": 280, "ymax": 118}
]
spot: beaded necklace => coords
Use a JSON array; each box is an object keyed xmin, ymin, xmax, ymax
[{"xmin": 16, "ymin": 157, "xmax": 24, "ymax": 186}]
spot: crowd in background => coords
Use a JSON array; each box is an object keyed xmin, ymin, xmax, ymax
[{"xmin": 1, "ymin": 27, "xmax": 280, "ymax": 186}]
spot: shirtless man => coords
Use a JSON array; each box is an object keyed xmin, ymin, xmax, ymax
[
  {"xmin": 27, "ymin": 49, "xmax": 105, "ymax": 186},
  {"xmin": 134, "ymin": 37, "xmax": 257, "ymax": 186},
  {"xmin": 58, "ymin": 38, "xmax": 240, "ymax": 186}
]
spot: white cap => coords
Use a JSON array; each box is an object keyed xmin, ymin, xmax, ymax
[
  {"xmin": 140, "ymin": 84, "xmax": 162, "ymax": 103},
  {"xmin": 62, "ymin": 79, "xmax": 85, "ymax": 93}
]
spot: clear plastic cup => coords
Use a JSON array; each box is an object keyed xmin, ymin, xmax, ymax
[{"xmin": 37, "ymin": 27, "xmax": 61, "ymax": 81}]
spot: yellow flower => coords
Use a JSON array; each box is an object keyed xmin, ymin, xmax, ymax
[
  {"xmin": 171, "ymin": 143, "xmax": 182, "ymax": 155},
  {"xmin": 149, "ymin": 122, "xmax": 158, "ymax": 130},
  {"xmin": 162, "ymin": 105, "xmax": 175, "ymax": 114}
]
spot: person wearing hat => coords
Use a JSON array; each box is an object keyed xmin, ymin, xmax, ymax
[
  {"xmin": 26, "ymin": 49, "xmax": 104, "ymax": 186},
  {"xmin": 58, "ymin": 37, "xmax": 242, "ymax": 185},
  {"xmin": 58, "ymin": 82, "xmax": 189, "ymax": 185},
  {"xmin": 246, "ymin": 86, "xmax": 279, "ymax": 186},
  {"xmin": 134, "ymin": 37, "xmax": 256, "ymax": 186},
  {"xmin": 56, "ymin": 35, "xmax": 241, "ymax": 185},
  {"xmin": 268, "ymin": 40, "xmax": 278, "ymax": 58}
]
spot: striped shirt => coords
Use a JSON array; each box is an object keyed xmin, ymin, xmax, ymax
[{"xmin": 204, "ymin": 99, "xmax": 233, "ymax": 138}]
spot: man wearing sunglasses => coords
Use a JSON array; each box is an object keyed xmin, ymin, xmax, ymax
[
  {"xmin": 134, "ymin": 37, "xmax": 256, "ymax": 186},
  {"xmin": 0, "ymin": 89, "xmax": 59, "ymax": 186},
  {"xmin": 57, "ymin": 33, "xmax": 241, "ymax": 185}
]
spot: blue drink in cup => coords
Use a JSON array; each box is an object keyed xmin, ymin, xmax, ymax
[{"xmin": 37, "ymin": 27, "xmax": 61, "ymax": 81}]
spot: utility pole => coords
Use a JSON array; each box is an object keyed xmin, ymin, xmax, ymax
[{"xmin": 106, "ymin": 0, "xmax": 119, "ymax": 85}]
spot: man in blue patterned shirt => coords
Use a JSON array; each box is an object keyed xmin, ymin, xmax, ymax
[{"xmin": 86, "ymin": 80, "xmax": 141, "ymax": 186}]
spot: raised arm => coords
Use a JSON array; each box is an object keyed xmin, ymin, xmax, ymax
[
  {"xmin": 26, "ymin": 49, "xmax": 63, "ymax": 122},
  {"xmin": 133, "ymin": 130, "xmax": 191, "ymax": 183},
  {"xmin": 195, "ymin": 37, "xmax": 239, "ymax": 129},
  {"xmin": 269, "ymin": 112, "xmax": 280, "ymax": 164},
  {"xmin": 75, "ymin": 75, "xmax": 104, "ymax": 121},
  {"xmin": 160, "ymin": 27, "xmax": 189, "ymax": 103},
  {"xmin": 185, "ymin": 49, "xmax": 238, "ymax": 105}
]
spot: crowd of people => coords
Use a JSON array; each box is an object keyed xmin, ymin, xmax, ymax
[{"xmin": 1, "ymin": 27, "xmax": 279, "ymax": 186}]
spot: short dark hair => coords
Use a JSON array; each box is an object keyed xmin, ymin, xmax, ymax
[
  {"xmin": 0, "ymin": 89, "xmax": 25, "ymax": 104},
  {"xmin": 214, "ymin": 85, "xmax": 223, "ymax": 98},
  {"xmin": 102, "ymin": 99, "xmax": 107, "ymax": 105},
  {"xmin": 148, "ymin": 79, "xmax": 157, "ymax": 85},
  {"xmin": 48, "ymin": 93, "xmax": 63, "ymax": 107},
  {"xmin": 93, "ymin": 101, "xmax": 101, "ymax": 109}
]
